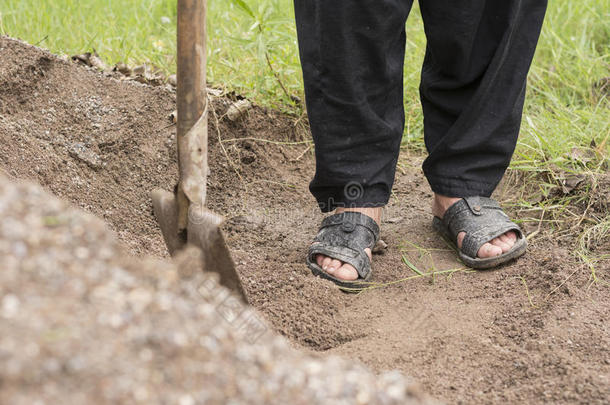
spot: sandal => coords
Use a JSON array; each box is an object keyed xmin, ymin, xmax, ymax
[
  {"xmin": 306, "ymin": 212, "xmax": 379, "ymax": 291},
  {"xmin": 433, "ymin": 196, "xmax": 527, "ymax": 269}
]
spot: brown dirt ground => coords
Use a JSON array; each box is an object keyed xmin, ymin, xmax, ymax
[{"xmin": 1, "ymin": 36, "xmax": 608, "ymax": 404}]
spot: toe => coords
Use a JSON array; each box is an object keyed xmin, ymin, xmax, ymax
[
  {"xmin": 315, "ymin": 255, "xmax": 359, "ymax": 280},
  {"xmin": 458, "ymin": 231, "xmax": 508, "ymax": 258},
  {"xmin": 490, "ymin": 237, "xmax": 511, "ymax": 253},
  {"xmin": 333, "ymin": 262, "xmax": 359, "ymax": 281},
  {"xmin": 505, "ymin": 230, "xmax": 517, "ymax": 243},
  {"xmin": 327, "ymin": 259, "xmax": 342, "ymax": 274},
  {"xmin": 477, "ymin": 242, "xmax": 503, "ymax": 258},
  {"xmin": 499, "ymin": 234, "xmax": 512, "ymax": 245}
]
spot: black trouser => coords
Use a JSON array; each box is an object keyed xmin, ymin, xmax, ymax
[{"xmin": 294, "ymin": 0, "xmax": 547, "ymax": 212}]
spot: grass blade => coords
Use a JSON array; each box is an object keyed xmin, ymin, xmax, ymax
[
  {"xmin": 402, "ymin": 255, "xmax": 424, "ymax": 275},
  {"xmin": 230, "ymin": 0, "xmax": 255, "ymax": 18}
]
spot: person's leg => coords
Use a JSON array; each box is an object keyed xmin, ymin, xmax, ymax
[
  {"xmin": 294, "ymin": 0, "xmax": 412, "ymax": 280},
  {"xmin": 295, "ymin": 0, "xmax": 413, "ymax": 280},
  {"xmin": 419, "ymin": 0, "xmax": 547, "ymax": 258},
  {"xmin": 295, "ymin": 0, "xmax": 413, "ymax": 211}
]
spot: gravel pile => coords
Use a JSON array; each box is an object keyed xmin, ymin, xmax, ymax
[{"xmin": 0, "ymin": 176, "xmax": 437, "ymax": 405}]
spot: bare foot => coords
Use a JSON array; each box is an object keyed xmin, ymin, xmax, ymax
[
  {"xmin": 315, "ymin": 207, "xmax": 382, "ymax": 281},
  {"xmin": 432, "ymin": 194, "xmax": 517, "ymax": 258}
]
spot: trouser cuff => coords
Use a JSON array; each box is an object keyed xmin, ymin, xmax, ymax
[
  {"xmin": 426, "ymin": 175, "xmax": 497, "ymax": 198},
  {"xmin": 311, "ymin": 183, "xmax": 389, "ymax": 212}
]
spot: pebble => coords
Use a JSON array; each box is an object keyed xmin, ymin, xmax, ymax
[
  {"xmin": 1, "ymin": 294, "xmax": 20, "ymax": 318},
  {"xmin": 227, "ymin": 99, "xmax": 252, "ymax": 121},
  {"xmin": 68, "ymin": 142, "xmax": 103, "ymax": 170}
]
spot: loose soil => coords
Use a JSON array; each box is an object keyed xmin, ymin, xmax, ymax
[{"xmin": 1, "ymin": 36, "xmax": 608, "ymax": 404}]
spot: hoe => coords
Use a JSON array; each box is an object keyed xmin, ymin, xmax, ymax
[{"xmin": 151, "ymin": 0, "xmax": 247, "ymax": 302}]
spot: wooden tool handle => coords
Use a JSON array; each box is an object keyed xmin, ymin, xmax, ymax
[{"xmin": 176, "ymin": 0, "xmax": 208, "ymax": 230}]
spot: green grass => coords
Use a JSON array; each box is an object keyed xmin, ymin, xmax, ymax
[
  {"xmin": 1, "ymin": 0, "xmax": 609, "ymax": 276},
  {"xmin": 2, "ymin": 0, "xmax": 606, "ymax": 154}
]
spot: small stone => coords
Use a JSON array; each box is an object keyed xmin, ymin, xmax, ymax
[
  {"xmin": 167, "ymin": 74, "xmax": 177, "ymax": 87},
  {"xmin": 226, "ymin": 99, "xmax": 252, "ymax": 121},
  {"xmin": 1, "ymin": 294, "xmax": 20, "ymax": 318},
  {"xmin": 372, "ymin": 239, "xmax": 388, "ymax": 254},
  {"xmin": 12, "ymin": 241, "xmax": 27, "ymax": 258},
  {"xmin": 179, "ymin": 394, "xmax": 195, "ymax": 405},
  {"xmin": 207, "ymin": 87, "xmax": 223, "ymax": 97},
  {"xmin": 68, "ymin": 143, "xmax": 102, "ymax": 170},
  {"xmin": 114, "ymin": 62, "xmax": 131, "ymax": 75}
]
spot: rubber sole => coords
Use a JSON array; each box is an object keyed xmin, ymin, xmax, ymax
[
  {"xmin": 306, "ymin": 256, "xmax": 375, "ymax": 293},
  {"xmin": 432, "ymin": 217, "xmax": 528, "ymax": 270}
]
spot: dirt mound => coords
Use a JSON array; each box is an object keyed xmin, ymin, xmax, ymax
[
  {"xmin": 0, "ymin": 36, "xmax": 608, "ymax": 404},
  {"xmin": 0, "ymin": 176, "xmax": 435, "ymax": 404}
]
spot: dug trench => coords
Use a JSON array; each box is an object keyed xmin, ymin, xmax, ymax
[{"xmin": 1, "ymin": 37, "xmax": 608, "ymax": 404}]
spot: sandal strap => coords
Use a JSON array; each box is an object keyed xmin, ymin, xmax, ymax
[
  {"xmin": 309, "ymin": 212, "xmax": 379, "ymax": 279},
  {"xmin": 319, "ymin": 211, "xmax": 380, "ymax": 237},
  {"xmin": 441, "ymin": 196, "xmax": 523, "ymax": 259}
]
